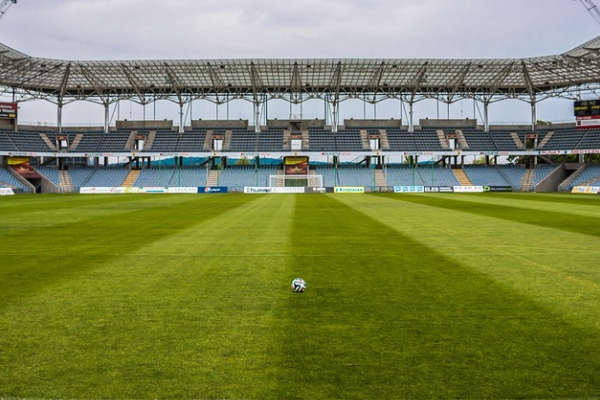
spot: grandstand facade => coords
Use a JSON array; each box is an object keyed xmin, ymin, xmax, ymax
[{"xmin": 1, "ymin": 36, "xmax": 600, "ymax": 194}]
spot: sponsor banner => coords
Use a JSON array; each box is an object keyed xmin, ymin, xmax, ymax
[
  {"xmin": 7, "ymin": 157, "xmax": 29, "ymax": 165},
  {"xmin": 306, "ymin": 187, "xmax": 327, "ymax": 194},
  {"xmin": 81, "ymin": 187, "xmax": 110, "ymax": 194},
  {"xmin": 572, "ymin": 186, "xmax": 600, "ymax": 194},
  {"xmin": 167, "ymin": 187, "xmax": 198, "ymax": 194},
  {"xmin": 80, "ymin": 187, "xmax": 129, "ymax": 194},
  {"xmin": 244, "ymin": 187, "xmax": 272, "ymax": 194},
  {"xmin": 272, "ymin": 187, "xmax": 306, "ymax": 194},
  {"xmin": 394, "ymin": 186, "xmax": 424, "ymax": 193},
  {"xmin": 576, "ymin": 115, "xmax": 600, "ymax": 128},
  {"xmin": 124, "ymin": 187, "xmax": 140, "ymax": 194},
  {"xmin": 140, "ymin": 187, "xmax": 168, "ymax": 194},
  {"xmin": 572, "ymin": 149, "xmax": 600, "ymax": 154},
  {"xmin": 424, "ymin": 186, "xmax": 454, "ymax": 193},
  {"xmin": 483, "ymin": 186, "xmax": 513, "ymax": 192},
  {"xmin": 0, "ymin": 102, "xmax": 17, "ymax": 119},
  {"xmin": 0, "ymin": 188, "xmax": 15, "ymax": 195},
  {"xmin": 335, "ymin": 187, "xmax": 365, "ymax": 193},
  {"xmin": 200, "ymin": 186, "xmax": 228, "ymax": 194},
  {"xmin": 454, "ymin": 186, "xmax": 484, "ymax": 193}
]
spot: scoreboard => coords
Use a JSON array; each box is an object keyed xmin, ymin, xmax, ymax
[
  {"xmin": 574, "ymin": 100, "xmax": 600, "ymax": 116},
  {"xmin": 574, "ymin": 100, "xmax": 600, "ymax": 128}
]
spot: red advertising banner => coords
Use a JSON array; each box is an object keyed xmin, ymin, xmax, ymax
[{"xmin": 0, "ymin": 102, "xmax": 17, "ymax": 119}]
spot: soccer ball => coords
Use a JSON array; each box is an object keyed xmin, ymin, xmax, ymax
[{"xmin": 291, "ymin": 278, "xmax": 307, "ymax": 293}]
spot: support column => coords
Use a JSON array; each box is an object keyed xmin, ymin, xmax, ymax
[
  {"xmin": 104, "ymin": 103, "xmax": 110, "ymax": 134},
  {"xmin": 332, "ymin": 100, "xmax": 338, "ymax": 133},
  {"xmin": 483, "ymin": 100, "xmax": 490, "ymax": 133},
  {"xmin": 179, "ymin": 101, "xmax": 184, "ymax": 133},
  {"xmin": 254, "ymin": 100, "xmax": 261, "ymax": 133},
  {"xmin": 57, "ymin": 102, "xmax": 63, "ymax": 136},
  {"xmin": 408, "ymin": 101, "xmax": 415, "ymax": 133},
  {"xmin": 530, "ymin": 98, "xmax": 537, "ymax": 132}
]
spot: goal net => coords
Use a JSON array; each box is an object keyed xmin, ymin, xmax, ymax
[{"xmin": 269, "ymin": 174, "xmax": 324, "ymax": 188}]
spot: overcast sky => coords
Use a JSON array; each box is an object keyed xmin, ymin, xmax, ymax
[{"xmin": 0, "ymin": 0, "xmax": 599, "ymax": 126}]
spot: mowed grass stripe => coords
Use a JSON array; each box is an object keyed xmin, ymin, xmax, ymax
[
  {"xmin": 385, "ymin": 193, "xmax": 600, "ymax": 238},
  {"xmin": 336, "ymin": 194, "xmax": 600, "ymax": 330},
  {"xmin": 0, "ymin": 194, "xmax": 296, "ymax": 399},
  {"xmin": 277, "ymin": 194, "xmax": 600, "ymax": 399},
  {"xmin": 416, "ymin": 192, "xmax": 600, "ymax": 219},
  {"xmin": 0, "ymin": 193, "xmax": 171, "ymax": 232},
  {"xmin": 0, "ymin": 194, "xmax": 256, "ymax": 310}
]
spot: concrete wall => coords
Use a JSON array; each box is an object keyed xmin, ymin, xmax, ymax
[
  {"xmin": 116, "ymin": 120, "xmax": 174, "ymax": 130},
  {"xmin": 343, "ymin": 119, "xmax": 402, "ymax": 128},
  {"xmin": 419, "ymin": 119, "xmax": 477, "ymax": 129},
  {"xmin": 191, "ymin": 119, "xmax": 249, "ymax": 129},
  {"xmin": 535, "ymin": 165, "xmax": 566, "ymax": 193}
]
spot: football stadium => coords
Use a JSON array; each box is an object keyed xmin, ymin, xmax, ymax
[{"xmin": 1, "ymin": 1, "xmax": 600, "ymax": 399}]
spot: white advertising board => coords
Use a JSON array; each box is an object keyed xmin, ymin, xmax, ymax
[
  {"xmin": 453, "ymin": 186, "xmax": 484, "ymax": 193},
  {"xmin": 244, "ymin": 187, "xmax": 272, "ymax": 194}
]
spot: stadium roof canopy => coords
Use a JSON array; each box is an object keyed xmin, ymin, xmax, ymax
[{"xmin": 1, "ymin": 36, "xmax": 600, "ymax": 132}]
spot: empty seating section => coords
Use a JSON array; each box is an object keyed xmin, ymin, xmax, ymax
[
  {"xmin": 335, "ymin": 128, "xmax": 364, "ymax": 151},
  {"xmin": 218, "ymin": 166, "xmax": 276, "ymax": 189},
  {"xmin": 464, "ymin": 165, "xmax": 510, "ymax": 186},
  {"xmin": 539, "ymin": 129, "xmax": 583, "ymax": 150},
  {"xmin": 0, "ymin": 126, "xmax": 597, "ymax": 153},
  {"xmin": 68, "ymin": 167, "xmax": 97, "ymax": 188},
  {"xmin": 386, "ymin": 129, "xmax": 417, "ymax": 151},
  {"xmin": 462, "ymin": 129, "xmax": 496, "ymax": 151},
  {"xmin": 179, "ymin": 131, "xmax": 206, "ymax": 152},
  {"xmin": 415, "ymin": 130, "xmax": 444, "ymax": 151},
  {"xmin": 170, "ymin": 167, "xmax": 208, "ymax": 187},
  {"xmin": 569, "ymin": 165, "xmax": 600, "ymax": 188},
  {"xmin": 336, "ymin": 167, "xmax": 376, "ymax": 187},
  {"xmin": 256, "ymin": 129, "xmax": 284, "ymax": 152},
  {"xmin": 497, "ymin": 165, "xmax": 526, "ymax": 188},
  {"xmin": 0, "ymin": 130, "xmax": 18, "ymax": 151},
  {"xmin": 134, "ymin": 167, "xmax": 177, "ymax": 187},
  {"xmin": 0, "ymin": 167, "xmax": 29, "ymax": 191},
  {"xmin": 415, "ymin": 166, "xmax": 460, "ymax": 186},
  {"xmin": 36, "ymin": 166, "xmax": 60, "ymax": 186},
  {"xmin": 575, "ymin": 128, "xmax": 600, "ymax": 149},
  {"xmin": 384, "ymin": 165, "xmax": 460, "ymax": 186},
  {"xmin": 84, "ymin": 168, "xmax": 129, "ymax": 187},
  {"xmin": 75, "ymin": 132, "xmax": 105, "ymax": 152},
  {"xmin": 3, "ymin": 130, "xmax": 53, "ymax": 152},
  {"xmin": 315, "ymin": 165, "xmax": 339, "ymax": 186},
  {"xmin": 228, "ymin": 129, "xmax": 255, "ymax": 152},
  {"xmin": 308, "ymin": 128, "xmax": 336, "ymax": 151},
  {"xmin": 147, "ymin": 131, "xmax": 180, "ymax": 152},
  {"xmin": 488, "ymin": 130, "xmax": 522, "ymax": 151},
  {"xmin": 533, "ymin": 165, "xmax": 558, "ymax": 184}
]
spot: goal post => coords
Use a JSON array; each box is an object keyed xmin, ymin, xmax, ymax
[{"xmin": 269, "ymin": 174, "xmax": 324, "ymax": 188}]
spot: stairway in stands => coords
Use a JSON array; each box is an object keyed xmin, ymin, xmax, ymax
[
  {"xmin": 207, "ymin": 169, "xmax": 219, "ymax": 186},
  {"xmin": 374, "ymin": 169, "xmax": 387, "ymax": 187},
  {"xmin": 452, "ymin": 168, "xmax": 472, "ymax": 186},
  {"xmin": 122, "ymin": 169, "xmax": 140, "ymax": 187},
  {"xmin": 537, "ymin": 131, "xmax": 554, "ymax": 148},
  {"xmin": 59, "ymin": 170, "xmax": 73, "ymax": 193},
  {"xmin": 520, "ymin": 169, "xmax": 535, "ymax": 192}
]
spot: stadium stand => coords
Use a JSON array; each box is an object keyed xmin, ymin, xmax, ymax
[{"xmin": 0, "ymin": 167, "xmax": 29, "ymax": 191}]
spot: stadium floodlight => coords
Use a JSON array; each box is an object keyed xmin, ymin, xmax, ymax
[
  {"xmin": 0, "ymin": 0, "xmax": 16, "ymax": 22},
  {"xmin": 575, "ymin": 0, "xmax": 600, "ymax": 26}
]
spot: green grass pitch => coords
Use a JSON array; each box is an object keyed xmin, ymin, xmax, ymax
[{"xmin": 1, "ymin": 192, "xmax": 600, "ymax": 399}]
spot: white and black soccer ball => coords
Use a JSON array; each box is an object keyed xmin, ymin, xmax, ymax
[{"xmin": 291, "ymin": 278, "xmax": 306, "ymax": 293}]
